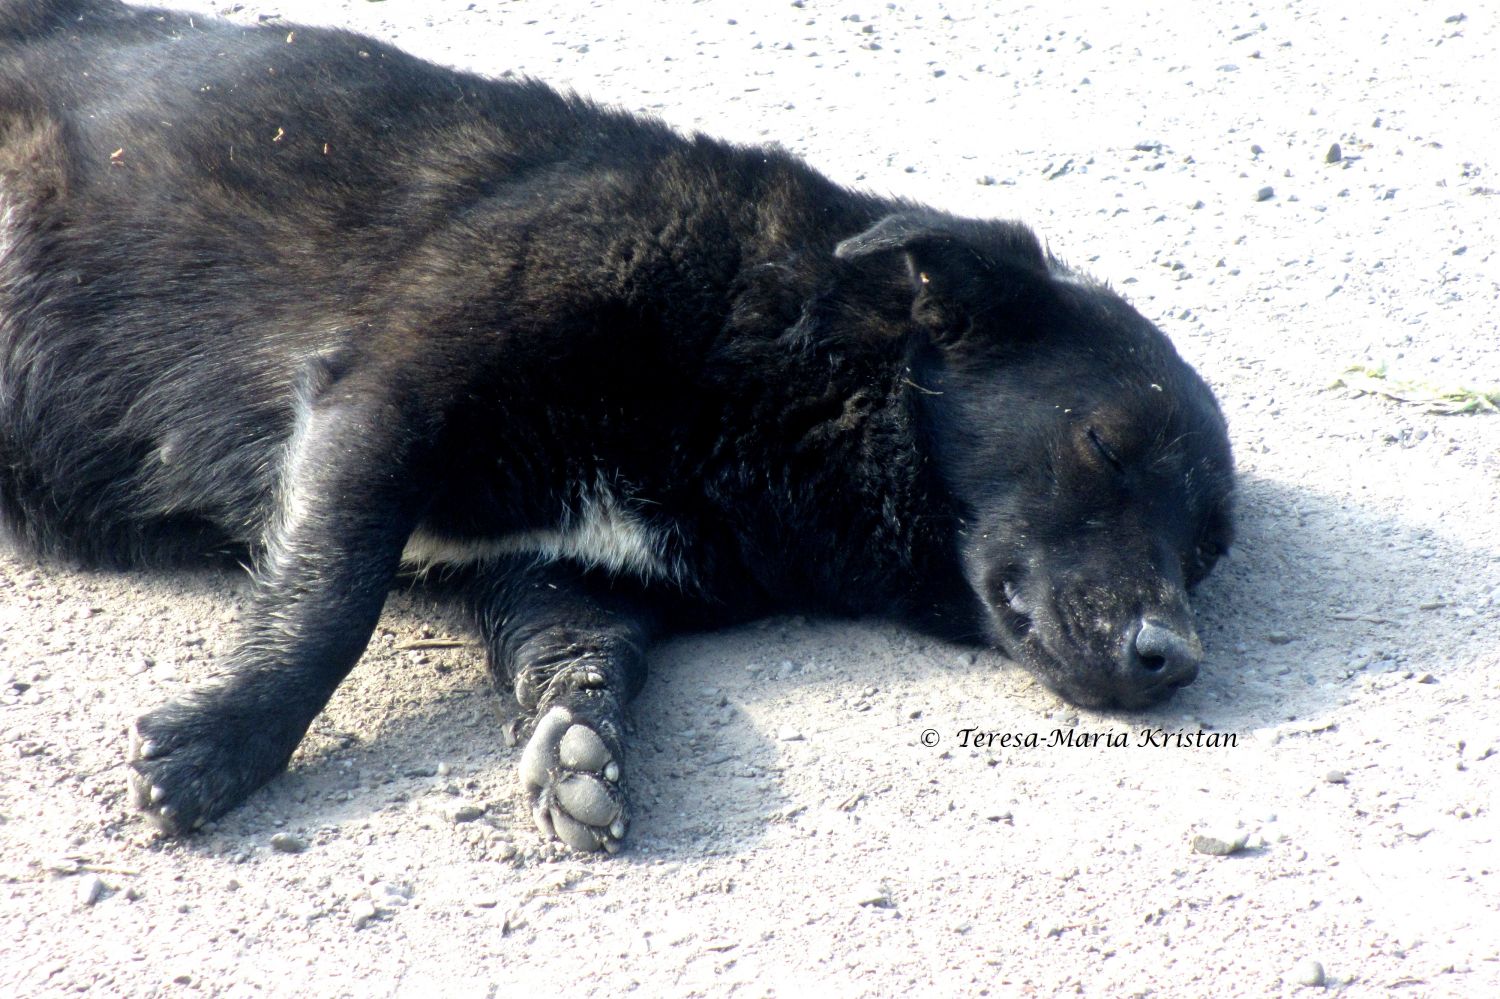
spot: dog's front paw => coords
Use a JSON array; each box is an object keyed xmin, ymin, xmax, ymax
[
  {"xmin": 518, "ymin": 701, "xmax": 628, "ymax": 853},
  {"xmin": 128, "ymin": 698, "xmax": 293, "ymax": 836}
]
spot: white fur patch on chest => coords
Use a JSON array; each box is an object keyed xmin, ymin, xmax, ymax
[
  {"xmin": 0, "ymin": 189, "xmax": 12, "ymax": 260},
  {"xmin": 401, "ymin": 476, "xmax": 677, "ymax": 583}
]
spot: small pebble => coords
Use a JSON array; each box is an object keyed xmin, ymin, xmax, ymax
[
  {"xmin": 1255, "ymin": 185, "xmax": 1275, "ymax": 202},
  {"xmin": 777, "ymin": 726, "xmax": 804, "ymax": 742},
  {"xmin": 1324, "ymin": 770, "xmax": 1348, "ymax": 784},
  {"xmin": 350, "ymin": 899, "xmax": 379, "ymax": 928},
  {"xmin": 1325, "ymin": 142, "xmax": 1342, "ymax": 163},
  {"xmin": 852, "ymin": 884, "xmax": 893, "ymax": 908},
  {"xmin": 270, "ymin": 832, "xmax": 307, "ymax": 854},
  {"xmin": 78, "ymin": 874, "xmax": 107, "ymax": 907},
  {"xmin": 446, "ymin": 802, "xmax": 485, "ymax": 824},
  {"xmin": 373, "ymin": 882, "xmax": 412, "ymax": 907},
  {"xmin": 1191, "ymin": 829, "xmax": 1250, "ymax": 856},
  {"xmin": 1293, "ymin": 957, "xmax": 1326, "ymax": 987}
]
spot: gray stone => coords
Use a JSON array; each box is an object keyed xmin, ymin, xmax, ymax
[
  {"xmin": 1293, "ymin": 957, "xmax": 1326, "ymax": 987},
  {"xmin": 270, "ymin": 832, "xmax": 307, "ymax": 854},
  {"xmin": 445, "ymin": 802, "xmax": 485, "ymax": 824},
  {"xmin": 1191, "ymin": 829, "xmax": 1250, "ymax": 856},
  {"xmin": 78, "ymin": 874, "xmax": 107, "ymax": 906},
  {"xmin": 350, "ymin": 899, "xmax": 379, "ymax": 928}
]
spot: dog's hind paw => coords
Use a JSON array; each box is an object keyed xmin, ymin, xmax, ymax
[{"xmin": 518, "ymin": 701, "xmax": 628, "ymax": 853}]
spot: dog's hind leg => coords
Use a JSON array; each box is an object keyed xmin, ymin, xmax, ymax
[
  {"xmin": 469, "ymin": 559, "xmax": 655, "ymax": 853},
  {"xmin": 127, "ymin": 354, "xmax": 440, "ymax": 835}
]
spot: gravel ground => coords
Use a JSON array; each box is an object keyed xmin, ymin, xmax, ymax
[{"xmin": 2, "ymin": 1, "xmax": 1497, "ymax": 995}]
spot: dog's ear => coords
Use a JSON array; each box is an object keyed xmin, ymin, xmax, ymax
[{"xmin": 836, "ymin": 212, "xmax": 1050, "ymax": 344}]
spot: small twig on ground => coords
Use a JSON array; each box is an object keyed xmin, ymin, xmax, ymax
[
  {"xmin": 1330, "ymin": 363, "xmax": 1499, "ymax": 414},
  {"xmin": 396, "ymin": 638, "xmax": 470, "ymax": 650}
]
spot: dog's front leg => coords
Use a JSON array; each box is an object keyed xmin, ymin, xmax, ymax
[{"xmin": 128, "ymin": 357, "xmax": 437, "ymax": 835}]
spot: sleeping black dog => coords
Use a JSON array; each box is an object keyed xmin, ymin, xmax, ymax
[{"xmin": 0, "ymin": 0, "xmax": 1234, "ymax": 851}]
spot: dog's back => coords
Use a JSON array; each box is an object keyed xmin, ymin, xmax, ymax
[{"xmin": 0, "ymin": 0, "xmax": 804, "ymax": 567}]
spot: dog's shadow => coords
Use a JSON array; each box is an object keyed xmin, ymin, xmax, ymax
[
  {"xmin": 1148, "ymin": 468, "xmax": 1493, "ymax": 732},
  {"xmin": 174, "ymin": 587, "xmax": 798, "ymax": 860}
]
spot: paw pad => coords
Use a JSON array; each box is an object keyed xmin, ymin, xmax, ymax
[
  {"xmin": 558, "ymin": 724, "xmax": 610, "ymax": 771},
  {"xmin": 519, "ymin": 705, "xmax": 627, "ymax": 853},
  {"xmin": 554, "ymin": 773, "xmax": 620, "ymax": 826}
]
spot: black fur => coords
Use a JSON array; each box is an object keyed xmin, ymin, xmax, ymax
[{"xmin": 0, "ymin": 0, "xmax": 1234, "ymax": 849}]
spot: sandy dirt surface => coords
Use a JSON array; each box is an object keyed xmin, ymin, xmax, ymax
[{"xmin": 3, "ymin": 1, "xmax": 1498, "ymax": 995}]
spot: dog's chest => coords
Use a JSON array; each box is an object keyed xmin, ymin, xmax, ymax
[{"xmin": 400, "ymin": 477, "xmax": 677, "ymax": 583}]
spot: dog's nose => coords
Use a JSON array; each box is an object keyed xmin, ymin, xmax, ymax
[{"xmin": 1127, "ymin": 618, "xmax": 1202, "ymax": 690}]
